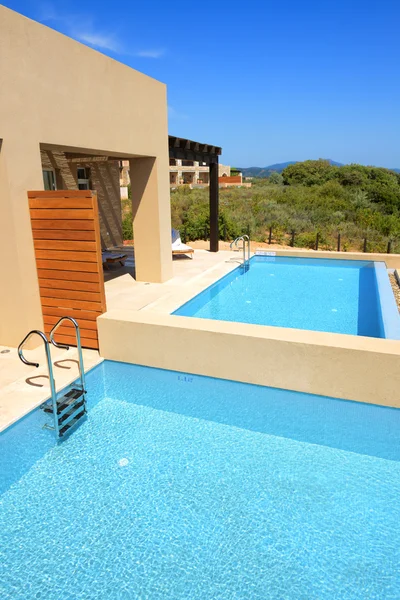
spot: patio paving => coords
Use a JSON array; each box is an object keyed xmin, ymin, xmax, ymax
[
  {"xmin": 0, "ymin": 345, "xmax": 102, "ymax": 432},
  {"xmin": 0, "ymin": 249, "xmax": 239, "ymax": 432},
  {"xmin": 104, "ymin": 248, "xmax": 243, "ymax": 314}
]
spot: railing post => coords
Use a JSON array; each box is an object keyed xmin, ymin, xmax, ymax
[
  {"xmin": 337, "ymin": 233, "xmax": 341, "ymax": 252},
  {"xmin": 363, "ymin": 237, "xmax": 367, "ymax": 253},
  {"xmin": 387, "ymin": 240, "xmax": 392, "ymax": 254},
  {"xmin": 290, "ymin": 230, "xmax": 295, "ymax": 247},
  {"xmin": 268, "ymin": 226, "xmax": 272, "ymax": 244}
]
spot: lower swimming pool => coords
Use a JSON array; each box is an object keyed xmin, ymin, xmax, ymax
[
  {"xmin": 173, "ymin": 256, "xmax": 400, "ymax": 338},
  {"xmin": 1, "ymin": 360, "xmax": 400, "ymax": 599}
]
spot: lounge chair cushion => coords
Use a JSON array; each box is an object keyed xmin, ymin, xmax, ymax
[{"xmin": 171, "ymin": 229, "xmax": 194, "ymax": 254}]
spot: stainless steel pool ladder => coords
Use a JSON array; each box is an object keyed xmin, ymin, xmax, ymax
[
  {"xmin": 230, "ymin": 235, "xmax": 250, "ymax": 268},
  {"xmin": 18, "ymin": 317, "xmax": 87, "ymax": 439}
]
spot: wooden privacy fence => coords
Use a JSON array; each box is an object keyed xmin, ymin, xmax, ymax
[{"xmin": 28, "ymin": 190, "xmax": 106, "ymax": 350}]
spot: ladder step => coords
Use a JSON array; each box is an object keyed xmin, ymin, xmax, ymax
[
  {"xmin": 64, "ymin": 387, "xmax": 85, "ymax": 400},
  {"xmin": 43, "ymin": 387, "xmax": 85, "ymax": 416},
  {"xmin": 58, "ymin": 400, "xmax": 85, "ymax": 426},
  {"xmin": 59, "ymin": 408, "xmax": 86, "ymax": 437}
]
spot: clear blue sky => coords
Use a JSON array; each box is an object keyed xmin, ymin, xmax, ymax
[{"xmin": 4, "ymin": 0, "xmax": 400, "ymax": 168}]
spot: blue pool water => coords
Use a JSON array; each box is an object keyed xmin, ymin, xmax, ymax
[
  {"xmin": 1, "ymin": 361, "xmax": 400, "ymax": 599},
  {"xmin": 174, "ymin": 256, "xmax": 400, "ymax": 338}
]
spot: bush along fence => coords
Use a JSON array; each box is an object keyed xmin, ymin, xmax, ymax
[{"xmin": 180, "ymin": 224, "xmax": 398, "ymax": 254}]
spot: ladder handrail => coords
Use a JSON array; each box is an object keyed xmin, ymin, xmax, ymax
[
  {"xmin": 49, "ymin": 316, "xmax": 86, "ymax": 392},
  {"xmin": 230, "ymin": 235, "xmax": 250, "ymax": 266},
  {"xmin": 18, "ymin": 330, "xmax": 59, "ymax": 437}
]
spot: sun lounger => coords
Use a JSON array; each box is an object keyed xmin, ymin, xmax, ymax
[
  {"xmin": 102, "ymin": 251, "xmax": 128, "ymax": 268},
  {"xmin": 172, "ymin": 229, "xmax": 194, "ymax": 258}
]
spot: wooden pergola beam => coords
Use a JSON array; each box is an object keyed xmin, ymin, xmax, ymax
[
  {"xmin": 209, "ymin": 157, "xmax": 219, "ymax": 252},
  {"xmin": 169, "ymin": 135, "xmax": 221, "ymax": 252}
]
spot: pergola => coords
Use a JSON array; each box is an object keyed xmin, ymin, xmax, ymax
[{"xmin": 168, "ymin": 135, "xmax": 222, "ymax": 252}]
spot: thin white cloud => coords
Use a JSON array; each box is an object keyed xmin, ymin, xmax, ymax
[
  {"xmin": 137, "ymin": 49, "xmax": 165, "ymax": 59},
  {"xmin": 168, "ymin": 106, "xmax": 189, "ymax": 120},
  {"xmin": 74, "ymin": 31, "xmax": 121, "ymax": 53},
  {"xmin": 37, "ymin": 4, "xmax": 165, "ymax": 57}
]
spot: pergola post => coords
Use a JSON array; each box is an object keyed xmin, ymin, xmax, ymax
[{"xmin": 209, "ymin": 158, "xmax": 219, "ymax": 252}]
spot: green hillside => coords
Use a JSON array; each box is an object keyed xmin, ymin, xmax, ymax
[
  {"xmin": 240, "ymin": 160, "xmax": 342, "ymax": 178},
  {"xmin": 169, "ymin": 159, "xmax": 400, "ymax": 253}
]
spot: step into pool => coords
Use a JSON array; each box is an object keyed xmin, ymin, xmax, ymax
[
  {"xmin": 1, "ymin": 360, "xmax": 400, "ymax": 599},
  {"xmin": 173, "ymin": 256, "xmax": 400, "ymax": 338}
]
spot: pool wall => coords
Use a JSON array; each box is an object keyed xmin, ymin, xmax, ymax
[
  {"xmin": 373, "ymin": 262, "xmax": 400, "ymax": 339},
  {"xmin": 98, "ymin": 308, "xmax": 400, "ymax": 408}
]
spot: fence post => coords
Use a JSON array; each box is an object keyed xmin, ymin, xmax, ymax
[
  {"xmin": 387, "ymin": 240, "xmax": 392, "ymax": 254},
  {"xmin": 290, "ymin": 230, "xmax": 295, "ymax": 247},
  {"xmin": 363, "ymin": 238, "xmax": 367, "ymax": 253},
  {"xmin": 337, "ymin": 233, "xmax": 341, "ymax": 252},
  {"xmin": 268, "ymin": 226, "xmax": 272, "ymax": 244},
  {"xmin": 315, "ymin": 232, "xmax": 319, "ymax": 251}
]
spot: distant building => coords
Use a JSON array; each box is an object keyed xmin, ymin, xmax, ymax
[
  {"xmin": 119, "ymin": 160, "xmax": 250, "ymax": 196},
  {"xmin": 169, "ymin": 159, "xmax": 230, "ymax": 186}
]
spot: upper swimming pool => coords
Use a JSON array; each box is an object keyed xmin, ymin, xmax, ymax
[
  {"xmin": 1, "ymin": 360, "xmax": 400, "ymax": 598},
  {"xmin": 174, "ymin": 256, "xmax": 400, "ymax": 338}
]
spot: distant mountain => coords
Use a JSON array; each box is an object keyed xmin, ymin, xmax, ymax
[
  {"xmin": 240, "ymin": 159, "xmax": 343, "ymax": 178},
  {"xmin": 239, "ymin": 162, "xmax": 296, "ymax": 178}
]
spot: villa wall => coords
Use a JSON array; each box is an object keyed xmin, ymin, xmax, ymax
[{"xmin": 0, "ymin": 5, "xmax": 172, "ymax": 346}]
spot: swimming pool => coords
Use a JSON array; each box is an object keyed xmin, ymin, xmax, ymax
[
  {"xmin": 173, "ymin": 256, "xmax": 400, "ymax": 338},
  {"xmin": 1, "ymin": 360, "xmax": 400, "ymax": 599}
]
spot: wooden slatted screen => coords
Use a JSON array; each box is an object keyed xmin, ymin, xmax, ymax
[{"xmin": 28, "ymin": 190, "xmax": 107, "ymax": 350}]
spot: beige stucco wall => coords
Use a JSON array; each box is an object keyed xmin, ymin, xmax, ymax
[
  {"xmin": 0, "ymin": 6, "xmax": 172, "ymax": 346},
  {"xmin": 98, "ymin": 310, "xmax": 400, "ymax": 408}
]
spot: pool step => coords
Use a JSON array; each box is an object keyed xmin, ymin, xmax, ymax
[{"xmin": 43, "ymin": 386, "xmax": 87, "ymax": 438}]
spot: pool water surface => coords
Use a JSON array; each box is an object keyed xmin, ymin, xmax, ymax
[
  {"xmin": 1, "ymin": 361, "xmax": 400, "ymax": 599},
  {"xmin": 173, "ymin": 256, "xmax": 400, "ymax": 338}
]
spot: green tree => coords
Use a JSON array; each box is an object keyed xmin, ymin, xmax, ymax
[
  {"xmin": 268, "ymin": 172, "xmax": 284, "ymax": 185},
  {"xmin": 282, "ymin": 159, "xmax": 338, "ymax": 186}
]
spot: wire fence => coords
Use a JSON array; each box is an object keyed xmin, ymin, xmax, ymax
[{"xmin": 181, "ymin": 225, "xmax": 398, "ymax": 254}]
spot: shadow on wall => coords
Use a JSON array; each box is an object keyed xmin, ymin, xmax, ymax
[
  {"xmin": 41, "ymin": 150, "xmax": 77, "ymax": 189},
  {"xmin": 89, "ymin": 162, "xmax": 123, "ymax": 249}
]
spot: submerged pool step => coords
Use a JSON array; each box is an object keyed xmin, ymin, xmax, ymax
[
  {"xmin": 43, "ymin": 388, "xmax": 85, "ymax": 416},
  {"xmin": 42, "ymin": 386, "xmax": 87, "ymax": 438},
  {"xmin": 59, "ymin": 407, "xmax": 86, "ymax": 437}
]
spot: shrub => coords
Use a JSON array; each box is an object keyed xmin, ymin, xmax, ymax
[
  {"xmin": 122, "ymin": 212, "xmax": 133, "ymax": 240},
  {"xmin": 169, "ymin": 160, "xmax": 400, "ymax": 253}
]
